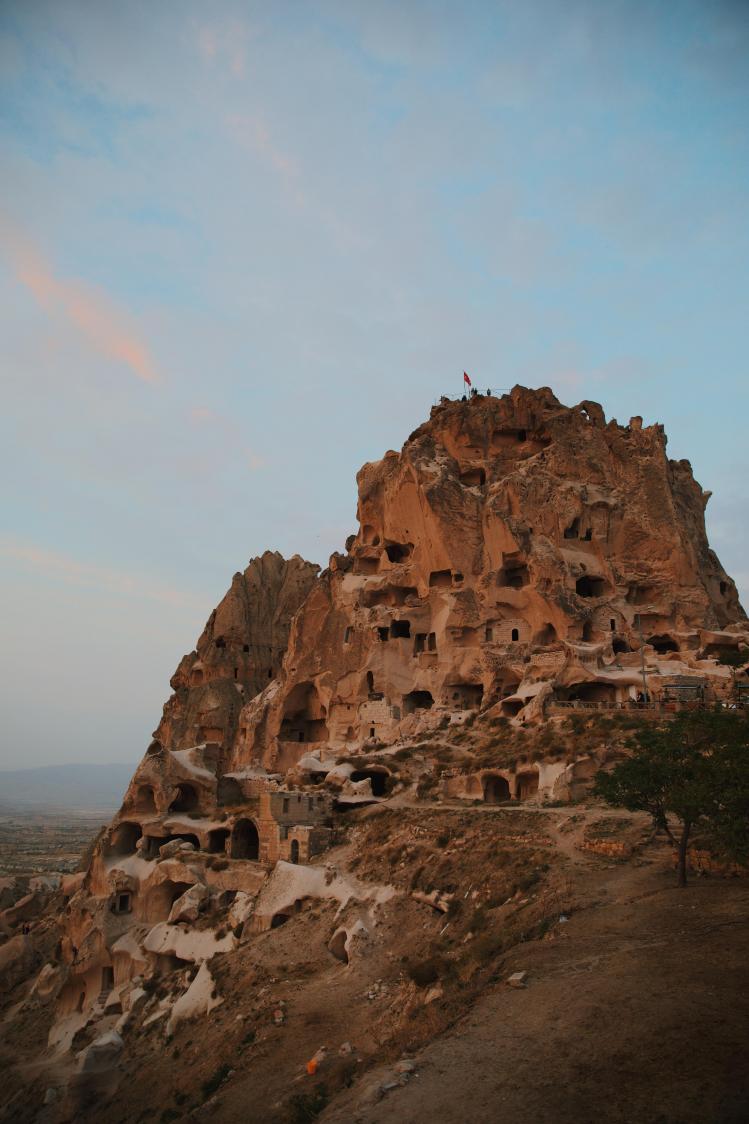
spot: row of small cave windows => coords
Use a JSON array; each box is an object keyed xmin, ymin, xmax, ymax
[{"xmin": 348, "ymin": 623, "xmax": 529, "ymax": 646}]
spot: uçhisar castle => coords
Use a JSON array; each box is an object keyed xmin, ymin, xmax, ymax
[{"xmin": 55, "ymin": 385, "xmax": 748, "ymax": 1034}]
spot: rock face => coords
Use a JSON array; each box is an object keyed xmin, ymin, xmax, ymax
[
  {"xmin": 153, "ymin": 551, "xmax": 320, "ymax": 754},
  {"xmin": 234, "ymin": 387, "xmax": 745, "ymax": 772}
]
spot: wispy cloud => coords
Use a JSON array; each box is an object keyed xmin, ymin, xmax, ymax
[
  {"xmin": 224, "ymin": 113, "xmax": 304, "ymax": 204},
  {"xmin": 0, "ymin": 537, "xmax": 202, "ymax": 609},
  {"xmin": 0, "ymin": 217, "xmax": 159, "ymax": 384},
  {"xmin": 196, "ymin": 22, "xmax": 250, "ymax": 78},
  {"xmin": 190, "ymin": 405, "xmax": 264, "ymax": 471}
]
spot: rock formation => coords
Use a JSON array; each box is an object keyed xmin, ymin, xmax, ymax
[
  {"xmin": 31, "ymin": 387, "xmax": 749, "ymax": 1093},
  {"xmin": 153, "ymin": 551, "xmax": 320, "ymax": 753},
  {"xmin": 235, "ymin": 386, "xmax": 745, "ymax": 775}
]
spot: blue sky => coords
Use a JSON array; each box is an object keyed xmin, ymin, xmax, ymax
[{"xmin": 1, "ymin": 0, "xmax": 748, "ymax": 768}]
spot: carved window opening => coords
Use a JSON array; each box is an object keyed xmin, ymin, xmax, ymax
[
  {"xmin": 576, "ymin": 575, "xmax": 605, "ymax": 598},
  {"xmin": 168, "ymin": 783, "xmax": 199, "ymax": 814},
  {"xmin": 403, "ymin": 690, "xmax": 434, "ymax": 714},
  {"xmin": 384, "ymin": 542, "xmax": 412, "ymax": 564},
  {"xmin": 390, "ymin": 619, "xmax": 411, "ymax": 639},
  {"xmin": 429, "ymin": 570, "xmax": 452, "ymax": 589}
]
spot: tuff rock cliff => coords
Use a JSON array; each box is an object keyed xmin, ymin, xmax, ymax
[{"xmin": 236, "ymin": 385, "xmax": 744, "ymax": 774}]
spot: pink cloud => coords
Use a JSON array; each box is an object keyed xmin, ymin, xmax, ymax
[
  {"xmin": 189, "ymin": 405, "xmax": 264, "ymax": 470},
  {"xmin": 0, "ymin": 217, "xmax": 159, "ymax": 384},
  {"xmin": 0, "ymin": 537, "xmax": 202, "ymax": 608},
  {"xmin": 196, "ymin": 22, "xmax": 249, "ymax": 78},
  {"xmin": 225, "ymin": 114, "xmax": 304, "ymax": 205}
]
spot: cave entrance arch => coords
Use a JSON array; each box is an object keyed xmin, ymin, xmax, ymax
[
  {"xmin": 483, "ymin": 775, "xmax": 510, "ymax": 804},
  {"xmin": 109, "ymin": 822, "xmax": 142, "ymax": 857},
  {"xmin": 350, "ymin": 768, "xmax": 389, "ymax": 797},
  {"xmin": 168, "ymin": 783, "xmax": 199, "ymax": 814},
  {"xmin": 231, "ymin": 819, "xmax": 260, "ymax": 861},
  {"xmin": 207, "ymin": 828, "xmax": 230, "ymax": 854},
  {"xmin": 134, "ymin": 785, "xmax": 156, "ymax": 813},
  {"xmin": 516, "ymin": 772, "xmax": 539, "ymax": 800},
  {"xmin": 290, "ymin": 839, "xmax": 300, "ymax": 864}
]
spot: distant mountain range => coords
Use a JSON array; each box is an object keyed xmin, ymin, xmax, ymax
[{"xmin": 0, "ymin": 762, "xmax": 135, "ymax": 809}]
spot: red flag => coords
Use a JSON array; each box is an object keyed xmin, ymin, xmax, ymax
[{"xmin": 463, "ymin": 371, "xmax": 471, "ymax": 387}]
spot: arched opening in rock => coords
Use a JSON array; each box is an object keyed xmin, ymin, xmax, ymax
[
  {"xmin": 361, "ymin": 524, "xmax": 379, "ymax": 546},
  {"xmin": 290, "ymin": 839, "xmax": 300, "ymax": 864},
  {"xmin": 582, "ymin": 620, "xmax": 594, "ymax": 642},
  {"xmin": 402, "ymin": 690, "xmax": 434, "ymax": 716},
  {"xmin": 109, "ymin": 822, "xmax": 142, "ymax": 857},
  {"xmin": 564, "ymin": 517, "xmax": 580, "ymax": 539},
  {"xmin": 280, "ymin": 682, "xmax": 329, "ymax": 744},
  {"xmin": 501, "ymin": 697, "xmax": 524, "ymax": 717},
  {"xmin": 516, "ymin": 772, "xmax": 539, "ymax": 800},
  {"xmin": 460, "ymin": 466, "xmax": 486, "ymax": 487},
  {"xmin": 351, "ymin": 769, "xmax": 390, "ymax": 797},
  {"xmin": 111, "ymin": 891, "xmax": 132, "ymax": 914},
  {"xmin": 271, "ymin": 913, "xmax": 290, "ymax": 929},
  {"xmin": 498, "ymin": 561, "xmax": 529, "ymax": 589},
  {"xmin": 649, "ymin": 634, "xmax": 679, "ymax": 654},
  {"xmin": 390, "ymin": 619, "xmax": 411, "ymax": 639},
  {"xmin": 511, "ymin": 628, "xmax": 520, "ymax": 642},
  {"xmin": 133, "ymin": 784, "xmax": 156, "ymax": 813},
  {"xmin": 449, "ymin": 683, "xmax": 484, "ymax": 709},
  {"xmin": 207, "ymin": 828, "xmax": 230, "ymax": 854},
  {"xmin": 483, "ymin": 775, "xmax": 510, "ymax": 803},
  {"xmin": 328, "ymin": 929, "xmax": 349, "ymax": 963},
  {"xmin": 190, "ymin": 668, "xmax": 204, "ymax": 686},
  {"xmin": 384, "ymin": 542, "xmax": 412, "ymax": 564},
  {"xmin": 534, "ymin": 623, "xmax": 557, "ymax": 644},
  {"xmin": 612, "ymin": 637, "xmax": 629, "ymax": 654},
  {"xmin": 143, "ymin": 880, "xmax": 193, "ymax": 923},
  {"xmin": 231, "ymin": 819, "xmax": 260, "ymax": 861},
  {"xmin": 576, "ymin": 575, "xmax": 606, "ymax": 598},
  {"xmin": 217, "ymin": 776, "xmax": 243, "ymax": 806},
  {"xmin": 429, "ymin": 569, "xmax": 452, "ymax": 589},
  {"xmin": 168, "ymin": 784, "xmax": 199, "ymax": 815}
]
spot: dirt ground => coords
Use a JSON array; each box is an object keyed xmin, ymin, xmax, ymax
[
  {"xmin": 322, "ymin": 854, "xmax": 749, "ymax": 1124},
  {"xmin": 2, "ymin": 803, "xmax": 748, "ymax": 1124}
]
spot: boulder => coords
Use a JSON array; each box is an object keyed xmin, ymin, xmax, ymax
[{"xmin": 168, "ymin": 883, "xmax": 209, "ymax": 924}]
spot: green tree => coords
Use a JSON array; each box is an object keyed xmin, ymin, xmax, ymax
[{"xmin": 594, "ymin": 709, "xmax": 749, "ymax": 886}]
